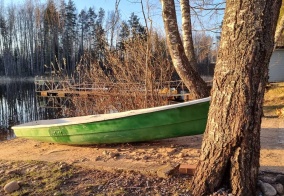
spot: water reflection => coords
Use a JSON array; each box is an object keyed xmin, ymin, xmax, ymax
[{"xmin": 0, "ymin": 79, "xmax": 60, "ymax": 141}]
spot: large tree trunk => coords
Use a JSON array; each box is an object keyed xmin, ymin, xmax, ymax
[
  {"xmin": 180, "ymin": 0, "xmax": 198, "ymax": 71},
  {"xmin": 275, "ymin": 14, "xmax": 284, "ymax": 46},
  {"xmin": 192, "ymin": 1, "xmax": 281, "ymax": 196},
  {"xmin": 161, "ymin": 0, "xmax": 209, "ymax": 99}
]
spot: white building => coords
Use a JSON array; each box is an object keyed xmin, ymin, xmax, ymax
[{"xmin": 269, "ymin": 48, "xmax": 284, "ymax": 82}]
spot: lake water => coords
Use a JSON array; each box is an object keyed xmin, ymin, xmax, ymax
[{"xmin": 0, "ymin": 79, "xmax": 60, "ymax": 142}]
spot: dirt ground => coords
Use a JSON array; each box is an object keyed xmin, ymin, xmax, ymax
[
  {"xmin": 0, "ymin": 117, "xmax": 283, "ymax": 175},
  {"xmin": 0, "ymin": 117, "xmax": 283, "ymax": 195}
]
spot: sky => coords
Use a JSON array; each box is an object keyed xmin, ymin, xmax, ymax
[
  {"xmin": 3, "ymin": 0, "xmax": 164, "ymax": 29},
  {"xmin": 3, "ymin": 0, "xmax": 223, "ymax": 35},
  {"xmin": 71, "ymin": 0, "xmax": 224, "ymax": 33},
  {"xmin": 73, "ymin": 0, "xmax": 164, "ymax": 29},
  {"xmin": 74, "ymin": 0, "xmax": 149, "ymax": 16}
]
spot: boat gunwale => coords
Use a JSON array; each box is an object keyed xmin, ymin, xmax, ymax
[
  {"xmin": 12, "ymin": 97, "xmax": 210, "ymax": 129},
  {"xmin": 21, "ymin": 116, "xmax": 208, "ymax": 138}
]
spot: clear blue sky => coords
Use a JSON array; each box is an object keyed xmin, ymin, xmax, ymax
[
  {"xmin": 74, "ymin": 0, "xmax": 146, "ymax": 17},
  {"xmin": 3, "ymin": 0, "xmax": 223, "ymax": 33},
  {"xmin": 72, "ymin": 0, "xmax": 223, "ymax": 32},
  {"xmin": 73, "ymin": 0, "xmax": 163, "ymax": 29},
  {"xmin": 4, "ymin": 0, "xmax": 163, "ymax": 29}
]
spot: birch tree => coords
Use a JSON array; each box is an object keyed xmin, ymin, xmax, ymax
[
  {"xmin": 180, "ymin": 0, "xmax": 198, "ymax": 71},
  {"xmin": 161, "ymin": 0, "xmax": 209, "ymax": 99},
  {"xmin": 275, "ymin": 2, "xmax": 284, "ymax": 46}
]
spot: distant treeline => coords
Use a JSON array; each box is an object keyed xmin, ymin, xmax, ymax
[{"xmin": 0, "ymin": 0, "xmax": 215, "ymax": 77}]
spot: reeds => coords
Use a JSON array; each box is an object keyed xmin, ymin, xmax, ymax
[{"xmin": 55, "ymin": 34, "xmax": 186, "ymax": 116}]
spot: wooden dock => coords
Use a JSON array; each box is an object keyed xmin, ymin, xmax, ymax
[{"xmin": 34, "ymin": 76, "xmax": 209, "ymax": 108}]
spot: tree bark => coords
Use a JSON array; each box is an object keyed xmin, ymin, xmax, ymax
[
  {"xmin": 161, "ymin": 0, "xmax": 209, "ymax": 99},
  {"xmin": 275, "ymin": 14, "xmax": 284, "ymax": 46},
  {"xmin": 192, "ymin": 1, "xmax": 281, "ymax": 196},
  {"xmin": 180, "ymin": 0, "xmax": 198, "ymax": 71}
]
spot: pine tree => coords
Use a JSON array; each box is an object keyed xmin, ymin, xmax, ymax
[
  {"xmin": 78, "ymin": 9, "xmax": 87, "ymax": 56},
  {"xmin": 117, "ymin": 20, "xmax": 129, "ymax": 50},
  {"xmin": 43, "ymin": 0, "xmax": 59, "ymax": 71},
  {"xmin": 128, "ymin": 12, "xmax": 145, "ymax": 39},
  {"xmin": 63, "ymin": 0, "xmax": 77, "ymax": 73},
  {"xmin": 0, "ymin": 15, "xmax": 7, "ymax": 75},
  {"xmin": 93, "ymin": 8, "xmax": 107, "ymax": 62}
]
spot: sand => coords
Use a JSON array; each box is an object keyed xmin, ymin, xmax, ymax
[{"xmin": 0, "ymin": 117, "xmax": 283, "ymax": 175}]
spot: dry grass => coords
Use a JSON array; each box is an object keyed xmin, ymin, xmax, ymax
[
  {"xmin": 60, "ymin": 34, "xmax": 183, "ymax": 117},
  {"xmin": 263, "ymin": 82, "xmax": 284, "ymax": 117}
]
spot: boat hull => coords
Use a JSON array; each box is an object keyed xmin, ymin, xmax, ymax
[{"xmin": 13, "ymin": 98, "xmax": 210, "ymax": 145}]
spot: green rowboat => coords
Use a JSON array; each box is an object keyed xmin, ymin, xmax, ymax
[{"xmin": 12, "ymin": 97, "xmax": 210, "ymax": 145}]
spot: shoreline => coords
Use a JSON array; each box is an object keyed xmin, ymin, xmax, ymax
[
  {"xmin": 0, "ymin": 76, "xmax": 35, "ymax": 83},
  {"xmin": 0, "ymin": 117, "xmax": 283, "ymax": 173},
  {"xmin": 0, "ymin": 117, "xmax": 283, "ymax": 195}
]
